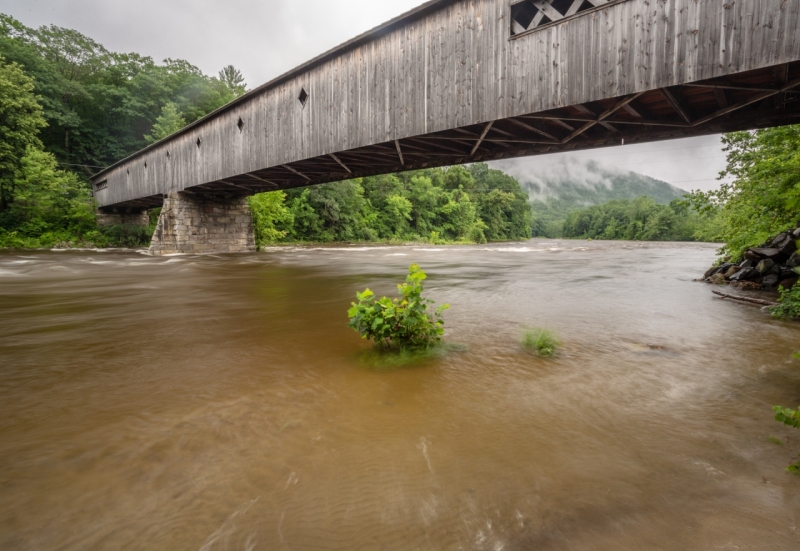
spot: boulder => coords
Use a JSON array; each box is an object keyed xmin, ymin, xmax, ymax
[
  {"xmin": 744, "ymin": 250, "xmax": 763, "ymax": 262},
  {"xmin": 730, "ymin": 280, "xmax": 764, "ymax": 291},
  {"xmin": 771, "ymin": 232, "xmax": 789, "ymax": 246},
  {"xmin": 771, "ymin": 233, "xmax": 798, "ymax": 256},
  {"xmin": 709, "ymin": 273, "xmax": 727, "ymax": 285},
  {"xmin": 792, "ymin": 227, "xmax": 800, "ymax": 239},
  {"xmin": 724, "ymin": 266, "xmax": 740, "ymax": 279},
  {"xmin": 762, "ymin": 274, "xmax": 780, "ymax": 289},
  {"xmin": 730, "ymin": 267, "xmax": 759, "ymax": 281},
  {"xmin": 739, "ymin": 259, "xmax": 755, "ymax": 269},
  {"xmin": 755, "ymin": 259, "xmax": 775, "ymax": 274},
  {"xmin": 787, "ymin": 252, "xmax": 800, "ymax": 267},
  {"xmin": 750, "ymin": 248, "xmax": 783, "ymax": 260},
  {"xmin": 703, "ymin": 266, "xmax": 722, "ymax": 279}
]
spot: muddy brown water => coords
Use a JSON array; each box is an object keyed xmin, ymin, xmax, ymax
[{"xmin": 0, "ymin": 240, "xmax": 799, "ymax": 550}]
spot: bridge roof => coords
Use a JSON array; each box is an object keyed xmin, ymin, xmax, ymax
[{"xmin": 92, "ymin": 0, "xmax": 456, "ymax": 180}]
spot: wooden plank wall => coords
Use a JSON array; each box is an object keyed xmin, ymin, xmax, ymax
[{"xmin": 94, "ymin": 0, "xmax": 800, "ymax": 207}]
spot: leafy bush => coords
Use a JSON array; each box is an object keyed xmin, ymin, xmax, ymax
[
  {"xmin": 774, "ymin": 405, "xmax": 800, "ymax": 473},
  {"xmin": 770, "ymin": 285, "xmax": 800, "ymax": 319},
  {"xmin": 522, "ymin": 328, "xmax": 561, "ymax": 357},
  {"xmin": 347, "ymin": 264, "xmax": 449, "ymax": 350}
]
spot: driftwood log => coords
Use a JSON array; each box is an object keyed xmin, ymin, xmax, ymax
[{"xmin": 711, "ymin": 290, "xmax": 779, "ymax": 307}]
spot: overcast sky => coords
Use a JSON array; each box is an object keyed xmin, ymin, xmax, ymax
[{"xmin": 4, "ymin": 0, "xmax": 729, "ymax": 192}]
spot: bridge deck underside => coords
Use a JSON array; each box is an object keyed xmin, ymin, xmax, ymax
[{"xmin": 111, "ymin": 61, "xmax": 800, "ymax": 211}]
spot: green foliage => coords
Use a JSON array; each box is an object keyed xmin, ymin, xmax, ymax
[
  {"xmin": 144, "ymin": 101, "xmax": 185, "ymax": 144},
  {"xmin": 561, "ymin": 196, "xmax": 717, "ymax": 241},
  {"xmin": 248, "ymin": 191, "xmax": 293, "ymax": 247},
  {"xmin": 0, "ymin": 55, "xmax": 47, "ymax": 212},
  {"xmin": 775, "ymin": 405, "xmax": 800, "ymax": 429},
  {"xmin": 774, "ymin": 405, "xmax": 800, "ymax": 473},
  {"xmin": 249, "ymin": 164, "xmax": 529, "ymax": 245},
  {"xmin": 769, "ymin": 285, "xmax": 800, "ymax": 320},
  {"xmin": 348, "ymin": 264, "xmax": 449, "ymax": 350},
  {"xmin": 0, "ymin": 14, "xmax": 239, "ymax": 176},
  {"xmin": 521, "ymin": 327, "xmax": 561, "ymax": 357},
  {"xmin": 687, "ymin": 126, "xmax": 800, "ymax": 259},
  {"xmin": 0, "ymin": 143, "xmax": 152, "ymax": 248},
  {"xmin": 218, "ymin": 65, "xmax": 247, "ymax": 97}
]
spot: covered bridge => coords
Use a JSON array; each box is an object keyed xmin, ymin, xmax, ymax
[{"xmin": 90, "ymin": 0, "xmax": 800, "ymax": 254}]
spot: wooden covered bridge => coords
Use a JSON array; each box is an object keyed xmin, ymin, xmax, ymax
[{"xmin": 91, "ymin": 0, "xmax": 800, "ymax": 254}]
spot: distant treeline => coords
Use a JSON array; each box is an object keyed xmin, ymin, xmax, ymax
[
  {"xmin": 560, "ymin": 197, "xmax": 723, "ymax": 242},
  {"xmin": 250, "ymin": 164, "xmax": 532, "ymax": 246}
]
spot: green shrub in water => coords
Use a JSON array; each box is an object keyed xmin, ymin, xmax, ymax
[
  {"xmin": 774, "ymin": 405, "xmax": 800, "ymax": 473},
  {"xmin": 770, "ymin": 284, "xmax": 800, "ymax": 320},
  {"xmin": 522, "ymin": 328, "xmax": 560, "ymax": 357},
  {"xmin": 348, "ymin": 264, "xmax": 449, "ymax": 350}
]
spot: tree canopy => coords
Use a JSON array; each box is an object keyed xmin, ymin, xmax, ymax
[
  {"xmin": 0, "ymin": 14, "xmax": 247, "ymax": 176},
  {"xmin": 685, "ymin": 125, "xmax": 800, "ymax": 259},
  {"xmin": 248, "ymin": 163, "xmax": 533, "ymax": 247}
]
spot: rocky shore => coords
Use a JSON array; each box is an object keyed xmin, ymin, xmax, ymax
[{"xmin": 703, "ymin": 226, "xmax": 800, "ymax": 291}]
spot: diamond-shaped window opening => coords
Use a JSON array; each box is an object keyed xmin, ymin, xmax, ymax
[
  {"xmin": 298, "ymin": 87, "xmax": 309, "ymax": 108},
  {"xmin": 166, "ymin": 151, "xmax": 171, "ymax": 159},
  {"xmin": 144, "ymin": 161, "xmax": 148, "ymax": 169},
  {"xmin": 237, "ymin": 118, "xmax": 244, "ymax": 132},
  {"xmin": 511, "ymin": 0, "xmax": 610, "ymax": 36},
  {"xmin": 196, "ymin": 137, "xmax": 202, "ymax": 148}
]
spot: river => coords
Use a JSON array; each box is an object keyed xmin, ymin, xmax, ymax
[{"xmin": 0, "ymin": 240, "xmax": 798, "ymax": 550}]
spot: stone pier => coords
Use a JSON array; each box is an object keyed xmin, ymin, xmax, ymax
[
  {"xmin": 149, "ymin": 191, "xmax": 256, "ymax": 255},
  {"xmin": 96, "ymin": 209, "xmax": 149, "ymax": 227}
]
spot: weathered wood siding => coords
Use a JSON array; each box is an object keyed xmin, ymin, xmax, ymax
[{"xmin": 94, "ymin": 0, "xmax": 800, "ymax": 207}]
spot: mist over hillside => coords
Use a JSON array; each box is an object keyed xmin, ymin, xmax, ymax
[
  {"xmin": 490, "ymin": 158, "xmax": 688, "ymax": 237},
  {"xmin": 492, "ymin": 157, "xmax": 687, "ymax": 206}
]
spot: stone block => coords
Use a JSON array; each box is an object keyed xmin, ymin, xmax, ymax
[{"xmin": 149, "ymin": 191, "xmax": 255, "ymax": 255}]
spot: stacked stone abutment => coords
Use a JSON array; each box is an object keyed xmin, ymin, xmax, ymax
[
  {"xmin": 149, "ymin": 192, "xmax": 256, "ymax": 255},
  {"xmin": 96, "ymin": 210, "xmax": 149, "ymax": 227}
]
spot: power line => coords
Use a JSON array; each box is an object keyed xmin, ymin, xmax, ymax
[{"xmin": 58, "ymin": 162, "xmax": 108, "ymax": 169}]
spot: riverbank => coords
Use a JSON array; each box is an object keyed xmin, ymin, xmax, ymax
[{"xmin": 701, "ymin": 224, "xmax": 800, "ymax": 292}]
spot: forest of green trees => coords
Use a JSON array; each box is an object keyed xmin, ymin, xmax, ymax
[
  {"xmin": 561, "ymin": 197, "xmax": 723, "ymax": 242},
  {"xmin": 249, "ymin": 165, "xmax": 532, "ymax": 247}
]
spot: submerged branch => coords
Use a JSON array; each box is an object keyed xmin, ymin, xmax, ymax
[{"xmin": 711, "ymin": 289, "xmax": 778, "ymax": 307}]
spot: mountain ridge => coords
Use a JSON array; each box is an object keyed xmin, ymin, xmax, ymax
[{"xmin": 489, "ymin": 158, "xmax": 688, "ymax": 237}]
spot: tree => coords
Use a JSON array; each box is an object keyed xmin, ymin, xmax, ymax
[
  {"xmin": 144, "ymin": 102, "xmax": 185, "ymax": 144},
  {"xmin": 248, "ymin": 191, "xmax": 293, "ymax": 247},
  {"xmin": 0, "ymin": 56, "xmax": 47, "ymax": 212},
  {"xmin": 687, "ymin": 126, "xmax": 800, "ymax": 259},
  {"xmin": 0, "ymin": 15, "xmax": 240, "ymax": 174},
  {"xmin": 219, "ymin": 65, "xmax": 247, "ymax": 97}
]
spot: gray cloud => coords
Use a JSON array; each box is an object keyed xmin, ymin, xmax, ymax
[
  {"xmin": 3, "ymin": 0, "xmax": 427, "ymax": 84},
  {"xmin": 490, "ymin": 135, "xmax": 730, "ymax": 193},
  {"xmin": 5, "ymin": 0, "xmax": 728, "ymax": 191}
]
